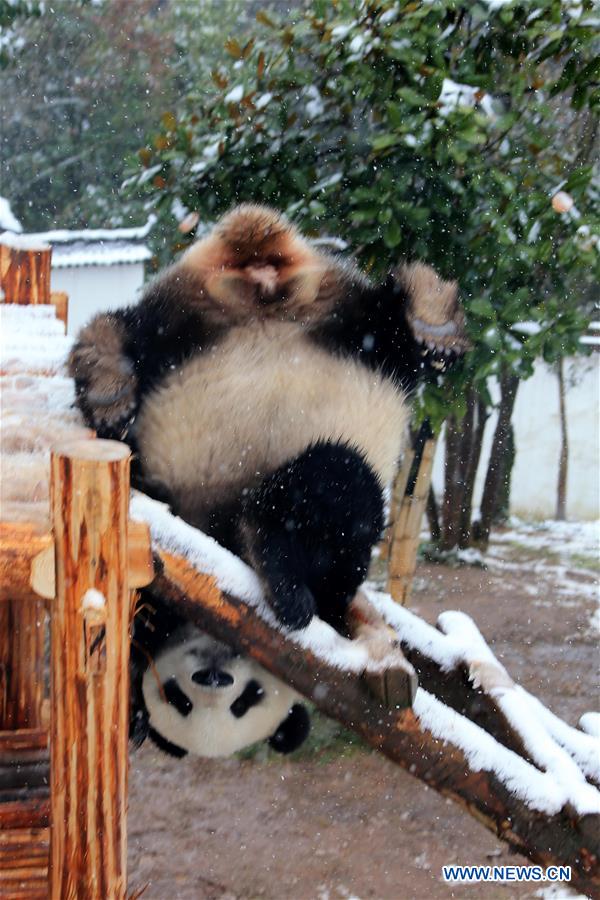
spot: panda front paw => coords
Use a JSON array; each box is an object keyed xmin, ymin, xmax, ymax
[
  {"xmin": 397, "ymin": 261, "xmax": 470, "ymax": 363},
  {"xmin": 269, "ymin": 581, "xmax": 316, "ymax": 631},
  {"xmin": 69, "ymin": 319, "xmax": 139, "ymax": 438}
]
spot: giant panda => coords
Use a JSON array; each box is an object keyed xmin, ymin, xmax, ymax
[
  {"xmin": 70, "ymin": 204, "xmax": 467, "ymax": 756},
  {"xmin": 69, "ymin": 204, "xmax": 467, "ymax": 632},
  {"xmin": 130, "ymin": 598, "xmax": 310, "ymax": 759}
]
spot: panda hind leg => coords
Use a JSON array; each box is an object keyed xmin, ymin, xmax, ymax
[{"xmin": 241, "ymin": 441, "xmax": 385, "ymax": 631}]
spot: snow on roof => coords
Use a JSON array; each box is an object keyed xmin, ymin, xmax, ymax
[
  {"xmin": 27, "ymin": 219, "xmax": 154, "ymax": 244},
  {"xmin": 48, "ymin": 241, "xmax": 151, "ymax": 269},
  {"xmin": 0, "ymin": 197, "xmax": 22, "ymax": 233},
  {"xmin": 0, "ymin": 231, "xmax": 50, "ymax": 252},
  {"xmin": 21, "ymin": 218, "xmax": 155, "ymax": 269}
]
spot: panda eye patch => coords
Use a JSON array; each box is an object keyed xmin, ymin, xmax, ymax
[
  {"xmin": 163, "ymin": 678, "xmax": 193, "ymax": 717},
  {"xmin": 229, "ymin": 679, "xmax": 265, "ymax": 718}
]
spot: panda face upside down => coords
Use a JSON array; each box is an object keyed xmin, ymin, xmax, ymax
[{"xmin": 141, "ymin": 627, "xmax": 310, "ymax": 758}]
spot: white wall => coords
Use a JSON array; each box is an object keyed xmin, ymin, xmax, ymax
[
  {"xmin": 51, "ymin": 263, "xmax": 145, "ymax": 336},
  {"xmin": 431, "ymin": 354, "xmax": 600, "ymax": 521}
]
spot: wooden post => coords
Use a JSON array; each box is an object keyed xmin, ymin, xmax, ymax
[
  {"xmin": 49, "ymin": 439, "xmax": 131, "ymax": 900},
  {"xmin": 387, "ymin": 437, "xmax": 436, "ymax": 604},
  {"xmin": 0, "ymin": 240, "xmax": 53, "ymax": 732},
  {"xmin": 0, "ymin": 239, "xmax": 52, "ymax": 305}
]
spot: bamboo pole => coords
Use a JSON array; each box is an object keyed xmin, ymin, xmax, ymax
[
  {"xmin": 49, "ymin": 439, "xmax": 131, "ymax": 900},
  {"xmin": 379, "ymin": 448, "xmax": 414, "ymax": 563},
  {"xmin": 387, "ymin": 437, "xmax": 436, "ymax": 604},
  {"xmin": 0, "ymin": 240, "xmax": 51, "ymax": 306}
]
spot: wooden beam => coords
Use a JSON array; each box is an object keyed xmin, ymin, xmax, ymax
[
  {"xmin": 0, "ymin": 729, "xmax": 48, "ymax": 754},
  {"xmin": 29, "ymin": 520, "xmax": 154, "ymax": 600},
  {"xmin": 150, "ymin": 551, "xmax": 600, "ymax": 897},
  {"xmin": 0, "ymin": 523, "xmax": 53, "ymax": 603},
  {"xmin": 49, "ymin": 439, "xmax": 131, "ymax": 900}
]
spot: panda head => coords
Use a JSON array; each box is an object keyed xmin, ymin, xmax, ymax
[{"xmin": 139, "ymin": 626, "xmax": 310, "ymax": 759}]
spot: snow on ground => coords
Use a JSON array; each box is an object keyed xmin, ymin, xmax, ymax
[
  {"xmin": 429, "ymin": 519, "xmax": 600, "ymax": 635},
  {"xmin": 493, "ymin": 517, "xmax": 599, "ymax": 563},
  {"xmin": 536, "ymin": 887, "xmax": 589, "ymax": 900},
  {"xmin": 487, "ymin": 518, "xmax": 599, "ymax": 634}
]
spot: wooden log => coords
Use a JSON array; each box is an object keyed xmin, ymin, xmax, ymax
[
  {"xmin": 0, "ymin": 729, "xmax": 48, "ymax": 753},
  {"xmin": 387, "ymin": 436, "xmax": 436, "ymax": 604},
  {"xmin": 0, "ymin": 599, "xmax": 46, "ymax": 730},
  {"xmin": 0, "ymin": 798, "xmax": 49, "ymax": 830},
  {"xmin": 29, "ymin": 520, "xmax": 154, "ymax": 601},
  {"xmin": 149, "ymin": 552, "xmax": 600, "ymax": 897},
  {"xmin": 0, "ymin": 827, "xmax": 49, "ymax": 900},
  {"xmin": 0, "ymin": 522, "xmax": 53, "ymax": 603},
  {"xmin": 49, "ymin": 439, "xmax": 131, "ymax": 900},
  {"xmin": 0, "ymin": 240, "xmax": 51, "ymax": 305}
]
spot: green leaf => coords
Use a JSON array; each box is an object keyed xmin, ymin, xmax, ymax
[
  {"xmin": 397, "ymin": 87, "xmax": 430, "ymax": 108},
  {"xmin": 383, "ymin": 219, "xmax": 402, "ymax": 248},
  {"xmin": 372, "ymin": 133, "xmax": 399, "ymax": 151}
]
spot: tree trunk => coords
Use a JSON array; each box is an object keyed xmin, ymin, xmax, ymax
[
  {"xmin": 458, "ymin": 392, "xmax": 489, "ymax": 549},
  {"xmin": 440, "ymin": 415, "xmax": 463, "ymax": 550},
  {"xmin": 493, "ymin": 422, "xmax": 514, "ymax": 525},
  {"xmin": 439, "ymin": 390, "xmax": 490, "ymax": 552},
  {"xmin": 426, "ymin": 485, "xmax": 440, "ymax": 543},
  {"xmin": 475, "ymin": 370, "xmax": 520, "ymax": 549},
  {"xmin": 556, "ymin": 358, "xmax": 569, "ymax": 521}
]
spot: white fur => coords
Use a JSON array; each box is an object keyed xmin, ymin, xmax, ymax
[
  {"xmin": 142, "ymin": 635, "xmax": 300, "ymax": 758},
  {"xmin": 135, "ymin": 320, "xmax": 409, "ymax": 504}
]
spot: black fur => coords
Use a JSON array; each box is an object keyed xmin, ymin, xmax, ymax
[
  {"xmin": 119, "ymin": 276, "xmax": 218, "ymax": 397},
  {"xmin": 268, "ymin": 703, "xmax": 311, "ymax": 754},
  {"xmin": 312, "ymin": 275, "xmax": 428, "ymax": 392},
  {"xmin": 163, "ymin": 677, "xmax": 193, "ymax": 717},
  {"xmin": 241, "ymin": 441, "xmax": 384, "ymax": 631},
  {"xmin": 148, "ymin": 726, "xmax": 188, "ymax": 759},
  {"xmin": 229, "ymin": 679, "xmax": 265, "ymax": 718}
]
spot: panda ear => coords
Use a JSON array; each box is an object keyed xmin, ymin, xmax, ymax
[{"xmin": 268, "ymin": 703, "xmax": 310, "ymax": 754}]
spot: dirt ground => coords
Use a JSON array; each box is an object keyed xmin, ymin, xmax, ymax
[{"xmin": 128, "ymin": 526, "xmax": 599, "ymax": 900}]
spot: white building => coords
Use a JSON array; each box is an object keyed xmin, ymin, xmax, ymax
[
  {"xmin": 431, "ymin": 348, "xmax": 600, "ymax": 521},
  {"xmin": 26, "ymin": 223, "xmax": 153, "ymax": 335}
]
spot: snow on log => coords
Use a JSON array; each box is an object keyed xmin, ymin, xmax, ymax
[{"xmin": 132, "ymin": 493, "xmax": 600, "ymax": 896}]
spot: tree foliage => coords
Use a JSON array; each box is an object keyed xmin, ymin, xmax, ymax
[
  {"xmin": 0, "ymin": 0, "xmax": 177, "ymax": 230},
  {"xmin": 0, "ymin": 0, "xmax": 270, "ymax": 231},
  {"xmin": 132, "ymin": 0, "xmax": 598, "ymax": 415}
]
